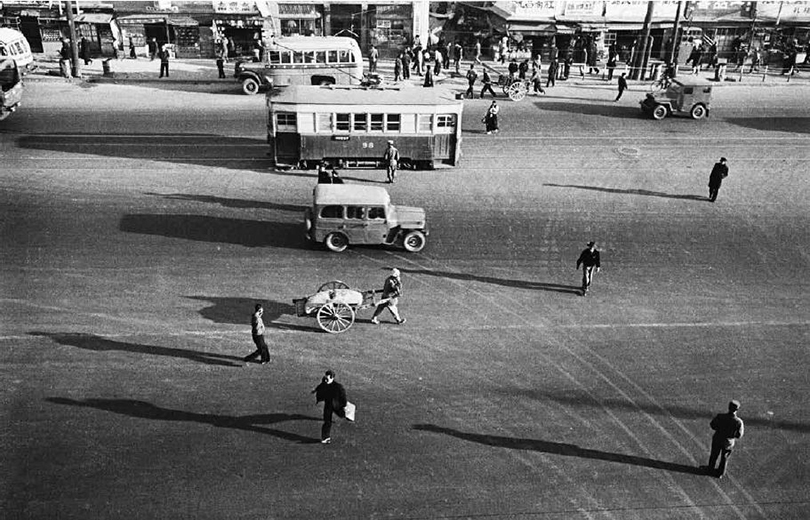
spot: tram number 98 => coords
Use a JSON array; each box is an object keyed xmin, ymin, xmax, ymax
[{"xmin": 361, "ymin": 142, "xmax": 374, "ymax": 149}]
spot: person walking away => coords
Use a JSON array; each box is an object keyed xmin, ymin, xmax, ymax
[
  {"xmin": 422, "ymin": 65, "xmax": 434, "ymax": 87},
  {"xmin": 394, "ymin": 54, "xmax": 403, "ymax": 81},
  {"xmin": 686, "ymin": 43, "xmax": 702, "ymax": 74},
  {"xmin": 708, "ymin": 157, "xmax": 729, "ymax": 202},
  {"xmin": 158, "ymin": 44, "xmax": 170, "ymax": 78},
  {"xmin": 465, "ymin": 63, "xmax": 478, "ymax": 98},
  {"xmin": 576, "ymin": 241, "xmax": 601, "ymax": 296},
  {"xmin": 615, "ymin": 72, "xmax": 628, "ymax": 101},
  {"xmin": 383, "ymin": 140, "xmax": 400, "ymax": 183},
  {"xmin": 148, "ymin": 38, "xmax": 158, "ymax": 61},
  {"xmin": 434, "ymin": 48, "xmax": 443, "ymax": 76},
  {"xmin": 453, "ymin": 41, "xmax": 463, "ymax": 74},
  {"xmin": 474, "ymin": 39, "xmax": 482, "ymax": 64},
  {"xmin": 483, "ymin": 100, "xmax": 499, "ymax": 135},
  {"xmin": 606, "ymin": 44, "xmax": 617, "ymax": 81},
  {"xmin": 312, "ymin": 370, "xmax": 348, "ymax": 444},
  {"xmin": 480, "ymin": 69, "xmax": 497, "ymax": 98},
  {"xmin": 215, "ymin": 39, "xmax": 228, "ymax": 79},
  {"xmin": 369, "ymin": 44, "xmax": 379, "ymax": 73},
  {"xmin": 129, "ymin": 37, "xmax": 137, "ymax": 59},
  {"xmin": 371, "ymin": 268, "xmax": 406, "ymax": 324},
  {"xmin": 530, "ymin": 65, "xmax": 545, "ymax": 95},
  {"xmin": 749, "ymin": 47, "xmax": 761, "ymax": 73},
  {"xmin": 546, "ymin": 59, "xmax": 558, "ymax": 88},
  {"xmin": 79, "ymin": 37, "xmax": 92, "ymax": 65},
  {"xmin": 402, "ymin": 48, "xmax": 411, "ymax": 79},
  {"xmin": 706, "ymin": 400, "xmax": 744, "ymax": 478},
  {"xmin": 243, "ymin": 303, "xmax": 270, "ymax": 365},
  {"xmin": 58, "ymin": 39, "xmax": 71, "ymax": 80}
]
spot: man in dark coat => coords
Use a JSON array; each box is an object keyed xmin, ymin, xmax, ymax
[
  {"xmin": 576, "ymin": 241, "xmax": 601, "ymax": 296},
  {"xmin": 312, "ymin": 370, "xmax": 347, "ymax": 444},
  {"xmin": 615, "ymin": 72, "xmax": 628, "ymax": 101},
  {"xmin": 706, "ymin": 400, "xmax": 745, "ymax": 478},
  {"xmin": 708, "ymin": 157, "xmax": 729, "ymax": 202},
  {"xmin": 79, "ymin": 37, "xmax": 93, "ymax": 65}
]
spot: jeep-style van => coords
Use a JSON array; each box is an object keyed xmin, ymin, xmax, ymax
[{"xmin": 305, "ymin": 184, "xmax": 428, "ymax": 253}]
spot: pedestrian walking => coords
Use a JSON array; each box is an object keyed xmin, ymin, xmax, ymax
[
  {"xmin": 686, "ymin": 43, "xmax": 702, "ymax": 74},
  {"xmin": 383, "ymin": 140, "xmax": 400, "ymax": 183},
  {"xmin": 749, "ymin": 47, "xmax": 761, "ymax": 73},
  {"xmin": 474, "ymin": 39, "xmax": 482, "ymax": 64},
  {"xmin": 243, "ymin": 303, "xmax": 270, "ymax": 365},
  {"xmin": 530, "ymin": 66, "xmax": 545, "ymax": 95},
  {"xmin": 422, "ymin": 65, "xmax": 434, "ymax": 87},
  {"xmin": 508, "ymin": 58, "xmax": 519, "ymax": 80},
  {"xmin": 158, "ymin": 44, "xmax": 170, "ymax": 78},
  {"xmin": 129, "ymin": 37, "xmax": 137, "ymax": 59},
  {"xmin": 480, "ymin": 69, "xmax": 497, "ymax": 98},
  {"xmin": 546, "ymin": 60, "xmax": 558, "ymax": 88},
  {"xmin": 79, "ymin": 37, "xmax": 93, "ymax": 65},
  {"xmin": 465, "ymin": 63, "xmax": 478, "ymax": 99},
  {"xmin": 412, "ymin": 42, "xmax": 423, "ymax": 76},
  {"xmin": 394, "ymin": 54, "xmax": 402, "ymax": 81},
  {"xmin": 369, "ymin": 44, "xmax": 379, "ymax": 73},
  {"xmin": 148, "ymin": 38, "xmax": 158, "ymax": 61},
  {"xmin": 453, "ymin": 41, "xmax": 463, "ymax": 74},
  {"xmin": 707, "ymin": 157, "xmax": 729, "ymax": 202},
  {"xmin": 215, "ymin": 39, "xmax": 227, "ymax": 79},
  {"xmin": 402, "ymin": 48, "xmax": 411, "ymax": 79},
  {"xmin": 606, "ymin": 44, "xmax": 617, "ymax": 81},
  {"xmin": 434, "ymin": 48, "xmax": 443, "ymax": 76},
  {"xmin": 58, "ymin": 39, "xmax": 71, "ymax": 80},
  {"xmin": 483, "ymin": 100, "xmax": 499, "ymax": 135},
  {"xmin": 371, "ymin": 268, "xmax": 406, "ymax": 325},
  {"xmin": 518, "ymin": 59, "xmax": 529, "ymax": 80},
  {"xmin": 576, "ymin": 241, "xmax": 601, "ymax": 296},
  {"xmin": 312, "ymin": 370, "xmax": 348, "ymax": 444},
  {"xmin": 615, "ymin": 72, "xmax": 628, "ymax": 101},
  {"xmin": 705, "ymin": 400, "xmax": 744, "ymax": 479}
]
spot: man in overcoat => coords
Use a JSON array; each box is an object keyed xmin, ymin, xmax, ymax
[{"xmin": 708, "ymin": 157, "xmax": 729, "ymax": 202}]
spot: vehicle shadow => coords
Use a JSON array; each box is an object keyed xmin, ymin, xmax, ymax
[
  {"xmin": 186, "ymin": 296, "xmax": 313, "ymax": 332},
  {"xmin": 29, "ymin": 331, "xmax": 243, "ymax": 367},
  {"xmin": 725, "ymin": 117, "xmax": 810, "ymax": 135},
  {"xmin": 47, "ymin": 397, "xmax": 322, "ymax": 444},
  {"xmin": 545, "ymin": 183, "xmax": 707, "ymax": 202},
  {"xmin": 413, "ymin": 424, "xmax": 705, "ymax": 475},
  {"xmin": 533, "ymin": 100, "xmax": 646, "ymax": 119},
  {"xmin": 119, "ymin": 214, "xmax": 308, "ymax": 249},
  {"xmin": 399, "ymin": 268, "xmax": 582, "ymax": 295},
  {"xmin": 145, "ymin": 193, "xmax": 306, "ymax": 212}
]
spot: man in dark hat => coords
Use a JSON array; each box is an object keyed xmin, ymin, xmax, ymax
[
  {"xmin": 312, "ymin": 369, "xmax": 348, "ymax": 444},
  {"xmin": 706, "ymin": 400, "xmax": 745, "ymax": 478},
  {"xmin": 576, "ymin": 241, "xmax": 601, "ymax": 296},
  {"xmin": 708, "ymin": 157, "xmax": 729, "ymax": 202}
]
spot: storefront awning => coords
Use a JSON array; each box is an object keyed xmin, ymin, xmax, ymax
[
  {"xmin": 579, "ymin": 23, "xmax": 607, "ymax": 32},
  {"xmin": 606, "ymin": 23, "xmax": 645, "ymax": 31},
  {"xmin": 554, "ymin": 24, "xmax": 577, "ymax": 35},
  {"xmin": 74, "ymin": 13, "xmax": 113, "ymax": 24},
  {"xmin": 507, "ymin": 22, "xmax": 555, "ymax": 36}
]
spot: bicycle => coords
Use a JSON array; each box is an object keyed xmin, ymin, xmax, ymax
[{"xmin": 649, "ymin": 75, "xmax": 672, "ymax": 92}]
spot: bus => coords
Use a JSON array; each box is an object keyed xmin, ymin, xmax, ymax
[
  {"xmin": 235, "ymin": 36, "xmax": 362, "ymax": 95},
  {"xmin": 0, "ymin": 28, "xmax": 35, "ymax": 73},
  {"xmin": 266, "ymin": 85, "xmax": 464, "ymax": 170}
]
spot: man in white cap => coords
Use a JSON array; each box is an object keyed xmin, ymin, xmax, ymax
[
  {"xmin": 371, "ymin": 268, "xmax": 405, "ymax": 324},
  {"xmin": 383, "ymin": 140, "xmax": 400, "ymax": 183},
  {"xmin": 706, "ymin": 400, "xmax": 744, "ymax": 478}
]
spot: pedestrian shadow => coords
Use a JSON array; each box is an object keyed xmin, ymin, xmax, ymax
[
  {"xmin": 725, "ymin": 117, "xmax": 810, "ymax": 135},
  {"xmin": 545, "ymin": 183, "xmax": 707, "ymax": 202},
  {"xmin": 144, "ymin": 193, "xmax": 306, "ymax": 212},
  {"xmin": 119, "ymin": 214, "xmax": 308, "ymax": 249},
  {"xmin": 47, "ymin": 397, "xmax": 322, "ymax": 444},
  {"xmin": 30, "ymin": 332, "xmax": 243, "ymax": 367},
  {"xmin": 399, "ymin": 268, "xmax": 581, "ymax": 295},
  {"xmin": 413, "ymin": 424, "xmax": 705, "ymax": 475},
  {"xmin": 186, "ymin": 296, "xmax": 312, "ymax": 332}
]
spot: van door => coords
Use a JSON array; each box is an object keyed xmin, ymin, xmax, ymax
[
  {"xmin": 344, "ymin": 205, "xmax": 368, "ymax": 244},
  {"xmin": 365, "ymin": 206, "xmax": 389, "ymax": 244}
]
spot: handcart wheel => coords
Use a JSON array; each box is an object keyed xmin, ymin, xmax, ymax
[
  {"xmin": 508, "ymin": 81, "xmax": 527, "ymax": 101},
  {"xmin": 317, "ymin": 302, "xmax": 356, "ymax": 334},
  {"xmin": 318, "ymin": 280, "xmax": 351, "ymax": 292}
]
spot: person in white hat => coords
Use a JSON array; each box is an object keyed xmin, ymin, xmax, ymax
[
  {"xmin": 371, "ymin": 268, "xmax": 406, "ymax": 324},
  {"xmin": 383, "ymin": 140, "xmax": 400, "ymax": 183}
]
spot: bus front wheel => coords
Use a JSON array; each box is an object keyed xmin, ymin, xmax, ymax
[{"xmin": 241, "ymin": 77, "xmax": 260, "ymax": 95}]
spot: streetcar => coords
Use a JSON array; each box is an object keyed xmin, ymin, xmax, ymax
[{"xmin": 266, "ymin": 85, "xmax": 463, "ymax": 170}]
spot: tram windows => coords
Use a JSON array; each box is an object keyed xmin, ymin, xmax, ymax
[
  {"xmin": 386, "ymin": 114, "xmax": 401, "ymax": 132},
  {"xmin": 370, "ymin": 114, "xmax": 384, "ymax": 132},
  {"xmin": 353, "ymin": 113, "xmax": 368, "ymax": 131},
  {"xmin": 276, "ymin": 112, "xmax": 297, "ymax": 132},
  {"xmin": 436, "ymin": 114, "xmax": 456, "ymax": 133},
  {"xmin": 293, "ymin": 52, "xmax": 304, "ymax": 64},
  {"xmin": 338, "ymin": 50, "xmax": 351, "ymax": 63},
  {"xmin": 316, "ymin": 51, "xmax": 327, "ymax": 63},
  {"xmin": 417, "ymin": 114, "xmax": 432, "ymax": 133},
  {"xmin": 328, "ymin": 50, "xmax": 338, "ymax": 63},
  {"xmin": 303, "ymin": 51, "xmax": 315, "ymax": 63},
  {"xmin": 336, "ymin": 113, "xmax": 351, "ymax": 132},
  {"xmin": 316, "ymin": 113, "xmax": 332, "ymax": 132}
]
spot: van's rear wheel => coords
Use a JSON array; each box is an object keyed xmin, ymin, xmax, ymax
[
  {"xmin": 402, "ymin": 230, "xmax": 426, "ymax": 252},
  {"xmin": 241, "ymin": 77, "xmax": 260, "ymax": 95},
  {"xmin": 325, "ymin": 232, "xmax": 349, "ymax": 253},
  {"xmin": 652, "ymin": 104, "xmax": 668, "ymax": 120}
]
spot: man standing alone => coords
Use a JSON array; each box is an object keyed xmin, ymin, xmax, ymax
[
  {"xmin": 243, "ymin": 304, "xmax": 270, "ymax": 365},
  {"xmin": 369, "ymin": 45, "xmax": 379, "ymax": 73},
  {"xmin": 708, "ymin": 157, "xmax": 729, "ymax": 202},
  {"xmin": 576, "ymin": 241, "xmax": 601, "ymax": 296},
  {"xmin": 706, "ymin": 400, "xmax": 744, "ymax": 478},
  {"xmin": 158, "ymin": 44, "xmax": 170, "ymax": 78},
  {"xmin": 383, "ymin": 140, "xmax": 400, "ymax": 183}
]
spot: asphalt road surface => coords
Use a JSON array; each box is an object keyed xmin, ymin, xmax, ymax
[{"xmin": 2, "ymin": 80, "xmax": 809, "ymax": 519}]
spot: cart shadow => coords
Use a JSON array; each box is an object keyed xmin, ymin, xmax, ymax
[
  {"xmin": 119, "ymin": 214, "xmax": 308, "ymax": 249},
  {"xmin": 399, "ymin": 268, "xmax": 581, "ymax": 295},
  {"xmin": 145, "ymin": 193, "xmax": 306, "ymax": 212},
  {"xmin": 30, "ymin": 332, "xmax": 243, "ymax": 367},
  {"xmin": 186, "ymin": 296, "xmax": 312, "ymax": 332},
  {"xmin": 414, "ymin": 424, "xmax": 705, "ymax": 475},
  {"xmin": 545, "ymin": 183, "xmax": 707, "ymax": 202},
  {"xmin": 47, "ymin": 397, "xmax": 322, "ymax": 444}
]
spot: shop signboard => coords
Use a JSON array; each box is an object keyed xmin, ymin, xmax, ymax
[
  {"xmin": 757, "ymin": 1, "xmax": 810, "ymax": 22},
  {"xmin": 605, "ymin": 1, "xmax": 679, "ymax": 21}
]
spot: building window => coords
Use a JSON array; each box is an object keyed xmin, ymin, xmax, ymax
[
  {"xmin": 604, "ymin": 32, "xmax": 616, "ymax": 47},
  {"xmin": 386, "ymin": 114, "xmax": 401, "ymax": 132},
  {"xmin": 276, "ymin": 112, "xmax": 297, "ymax": 131},
  {"xmin": 336, "ymin": 113, "xmax": 350, "ymax": 132},
  {"xmin": 436, "ymin": 114, "xmax": 455, "ymax": 128}
]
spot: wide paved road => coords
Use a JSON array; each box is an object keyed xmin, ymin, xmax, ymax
[{"xmin": 2, "ymin": 80, "xmax": 809, "ymax": 519}]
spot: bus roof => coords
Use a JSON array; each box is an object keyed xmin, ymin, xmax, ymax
[
  {"xmin": 271, "ymin": 85, "xmax": 463, "ymax": 107},
  {"xmin": 314, "ymin": 184, "xmax": 391, "ymax": 206},
  {"xmin": 269, "ymin": 36, "xmax": 360, "ymax": 51}
]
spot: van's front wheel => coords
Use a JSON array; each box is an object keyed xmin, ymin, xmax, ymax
[
  {"xmin": 325, "ymin": 232, "xmax": 349, "ymax": 253},
  {"xmin": 402, "ymin": 230, "xmax": 426, "ymax": 252},
  {"xmin": 241, "ymin": 77, "xmax": 260, "ymax": 95}
]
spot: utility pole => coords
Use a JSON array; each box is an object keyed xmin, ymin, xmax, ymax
[
  {"xmin": 65, "ymin": 0, "xmax": 81, "ymax": 77},
  {"xmin": 670, "ymin": 1, "xmax": 683, "ymax": 75},
  {"xmin": 632, "ymin": 1, "xmax": 655, "ymax": 80}
]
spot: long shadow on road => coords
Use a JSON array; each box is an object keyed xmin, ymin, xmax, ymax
[
  {"xmin": 533, "ymin": 101, "xmax": 642, "ymax": 119},
  {"xmin": 145, "ymin": 193, "xmax": 307, "ymax": 212},
  {"xmin": 30, "ymin": 332, "xmax": 243, "ymax": 367},
  {"xmin": 119, "ymin": 214, "xmax": 308, "ymax": 249},
  {"xmin": 725, "ymin": 116, "xmax": 810, "ymax": 135},
  {"xmin": 414, "ymin": 424, "xmax": 705, "ymax": 475},
  {"xmin": 545, "ymin": 183, "xmax": 707, "ymax": 202},
  {"xmin": 48, "ymin": 397, "xmax": 321, "ymax": 444},
  {"xmin": 400, "ymin": 268, "xmax": 582, "ymax": 295},
  {"xmin": 187, "ymin": 296, "xmax": 313, "ymax": 332}
]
